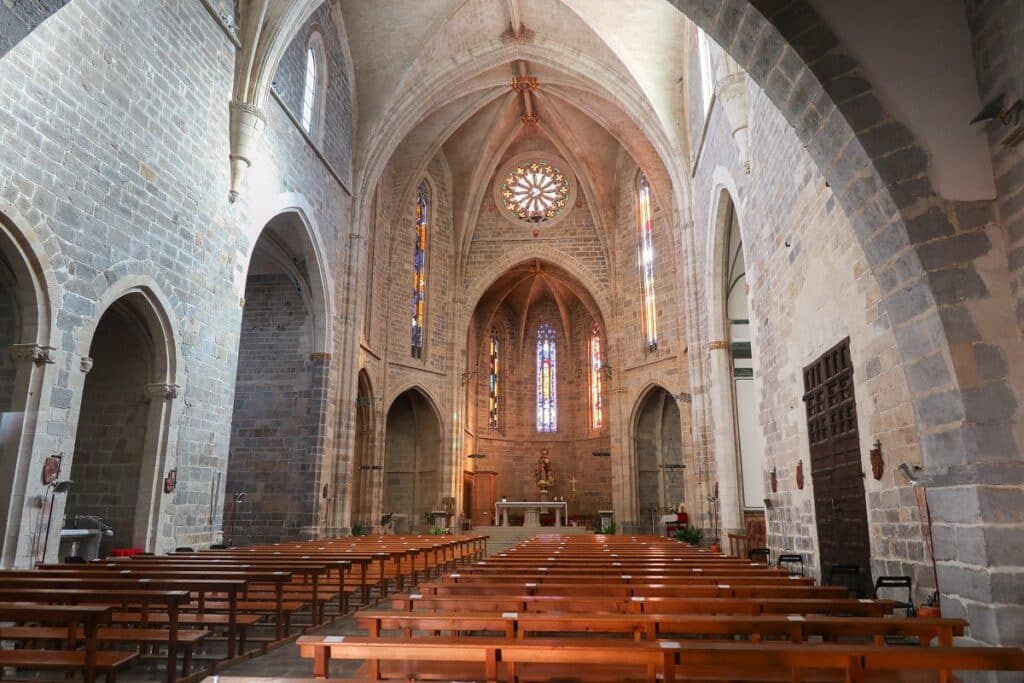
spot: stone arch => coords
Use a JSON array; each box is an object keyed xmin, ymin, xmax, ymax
[
  {"xmin": 703, "ymin": 179, "xmax": 755, "ymax": 535},
  {"xmin": 464, "ymin": 248, "xmax": 611, "ymax": 329},
  {"xmin": 382, "ymin": 386, "xmax": 445, "ymax": 534},
  {"xmin": 630, "ymin": 384, "xmax": 685, "ymax": 535},
  {"xmin": 346, "ymin": 368, "xmax": 376, "ymax": 528},
  {"xmin": 0, "ymin": 207, "xmax": 57, "ymax": 567},
  {"xmin": 241, "ymin": 197, "xmax": 334, "ymax": 356},
  {"xmin": 224, "ymin": 207, "xmax": 332, "ymax": 546},
  {"xmin": 671, "ymin": 0, "xmax": 988, "ymax": 463},
  {"xmin": 64, "ymin": 283, "xmax": 179, "ymax": 556}
]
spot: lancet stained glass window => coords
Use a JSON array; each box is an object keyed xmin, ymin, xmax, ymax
[
  {"xmin": 488, "ymin": 333, "xmax": 500, "ymax": 429},
  {"xmin": 301, "ymin": 46, "xmax": 318, "ymax": 133},
  {"xmin": 637, "ymin": 172, "xmax": 658, "ymax": 351},
  {"xmin": 590, "ymin": 324, "xmax": 603, "ymax": 429},
  {"xmin": 411, "ymin": 181, "xmax": 429, "ymax": 358},
  {"xmin": 536, "ymin": 323, "xmax": 557, "ymax": 432}
]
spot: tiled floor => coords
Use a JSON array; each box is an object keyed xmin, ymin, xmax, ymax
[{"xmin": 212, "ymin": 612, "xmax": 367, "ymax": 680}]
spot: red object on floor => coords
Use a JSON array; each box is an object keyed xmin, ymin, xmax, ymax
[
  {"xmin": 676, "ymin": 512, "xmax": 689, "ymax": 525},
  {"xmin": 110, "ymin": 548, "xmax": 143, "ymax": 557}
]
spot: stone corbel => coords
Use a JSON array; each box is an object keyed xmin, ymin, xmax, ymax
[
  {"xmin": 715, "ymin": 73, "xmax": 751, "ymax": 174},
  {"xmin": 8, "ymin": 343, "xmax": 56, "ymax": 366},
  {"xmin": 144, "ymin": 383, "xmax": 180, "ymax": 401},
  {"xmin": 80, "ymin": 356, "xmax": 94, "ymax": 373},
  {"xmin": 228, "ymin": 100, "xmax": 267, "ymax": 203}
]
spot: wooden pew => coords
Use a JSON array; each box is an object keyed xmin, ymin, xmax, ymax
[
  {"xmin": 0, "ymin": 602, "xmax": 136, "ymax": 683},
  {"xmin": 353, "ymin": 609, "xmax": 966, "ymax": 646},
  {"xmin": 0, "ymin": 575, "xmax": 249, "ymax": 659},
  {"xmin": 390, "ymin": 592, "xmax": 896, "ymax": 617},
  {"xmin": 0, "ymin": 587, "xmax": 189, "ymax": 682},
  {"xmin": 296, "ymin": 634, "xmax": 674, "ymax": 682},
  {"xmin": 30, "ymin": 566, "xmax": 297, "ymax": 639}
]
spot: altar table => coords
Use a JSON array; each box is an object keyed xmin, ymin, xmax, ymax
[{"xmin": 495, "ymin": 501, "xmax": 568, "ymax": 527}]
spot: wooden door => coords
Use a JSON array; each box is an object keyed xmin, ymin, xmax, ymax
[
  {"xmin": 802, "ymin": 339, "xmax": 871, "ymax": 594},
  {"xmin": 471, "ymin": 471, "xmax": 497, "ymax": 526}
]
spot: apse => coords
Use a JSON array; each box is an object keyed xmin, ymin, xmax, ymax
[{"xmin": 464, "ymin": 259, "xmax": 612, "ymax": 526}]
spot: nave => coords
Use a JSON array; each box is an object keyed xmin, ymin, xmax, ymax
[{"xmin": 5, "ymin": 533, "xmax": 1021, "ymax": 682}]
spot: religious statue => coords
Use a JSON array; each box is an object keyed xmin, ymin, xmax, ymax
[{"xmin": 535, "ymin": 449, "xmax": 554, "ymax": 491}]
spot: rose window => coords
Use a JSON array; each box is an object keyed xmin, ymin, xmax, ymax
[{"xmin": 500, "ymin": 160, "xmax": 571, "ymax": 223}]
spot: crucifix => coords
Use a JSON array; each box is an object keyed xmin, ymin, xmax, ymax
[{"xmin": 569, "ymin": 475, "xmax": 578, "ymax": 500}]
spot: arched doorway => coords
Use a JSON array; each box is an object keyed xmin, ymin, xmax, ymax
[
  {"xmin": 0, "ymin": 212, "xmax": 51, "ymax": 567},
  {"xmin": 383, "ymin": 389, "xmax": 441, "ymax": 534},
  {"xmin": 224, "ymin": 211, "xmax": 330, "ymax": 546},
  {"xmin": 633, "ymin": 386, "xmax": 683, "ymax": 535},
  {"xmin": 65, "ymin": 289, "xmax": 175, "ymax": 555},
  {"xmin": 722, "ymin": 198, "xmax": 763, "ymax": 513},
  {"xmin": 348, "ymin": 370, "xmax": 375, "ymax": 529}
]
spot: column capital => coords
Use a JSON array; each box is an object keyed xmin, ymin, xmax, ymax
[
  {"xmin": 8, "ymin": 343, "xmax": 56, "ymax": 366},
  {"xmin": 144, "ymin": 383, "xmax": 179, "ymax": 401},
  {"xmin": 708, "ymin": 340, "xmax": 730, "ymax": 351}
]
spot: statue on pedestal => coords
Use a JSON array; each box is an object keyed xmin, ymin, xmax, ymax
[{"xmin": 535, "ymin": 449, "xmax": 554, "ymax": 492}]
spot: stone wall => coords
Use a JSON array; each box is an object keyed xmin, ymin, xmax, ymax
[
  {"xmin": 272, "ymin": 2, "xmax": 352, "ymax": 183},
  {"xmin": 0, "ymin": 0, "xmax": 69, "ymax": 58},
  {"xmin": 0, "ymin": 0, "xmax": 353, "ymax": 562},
  {"xmin": 66, "ymin": 303, "xmax": 150, "ymax": 552},
  {"xmin": 687, "ymin": 59, "xmax": 926, "ymax": 591},
  {"xmin": 225, "ymin": 271, "xmax": 316, "ymax": 546}
]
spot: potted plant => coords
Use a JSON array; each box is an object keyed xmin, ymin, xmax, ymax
[
  {"xmin": 350, "ymin": 522, "xmax": 368, "ymax": 537},
  {"xmin": 675, "ymin": 526, "xmax": 703, "ymax": 546},
  {"xmin": 917, "ymin": 592, "xmax": 941, "ymax": 618}
]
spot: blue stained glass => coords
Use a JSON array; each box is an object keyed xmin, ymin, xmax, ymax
[
  {"xmin": 536, "ymin": 323, "xmax": 557, "ymax": 432},
  {"xmin": 411, "ymin": 182, "xmax": 429, "ymax": 358}
]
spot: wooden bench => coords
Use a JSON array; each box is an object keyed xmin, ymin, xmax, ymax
[
  {"xmin": 665, "ymin": 640, "xmax": 1024, "ymax": 682},
  {"xmin": 0, "ymin": 625, "xmax": 209, "ymax": 678},
  {"xmin": 390, "ymin": 592, "xmax": 895, "ymax": 617},
  {"xmin": 296, "ymin": 634, "xmax": 674, "ymax": 682},
  {"xmin": 0, "ymin": 587, "xmax": 189, "ymax": 682},
  {"xmin": 0, "ymin": 575, "xmax": 249, "ymax": 660},
  {"xmin": 353, "ymin": 609, "xmax": 966, "ymax": 646},
  {"xmin": 0, "ymin": 602, "xmax": 136, "ymax": 683}
]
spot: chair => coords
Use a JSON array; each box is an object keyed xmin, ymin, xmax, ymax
[
  {"xmin": 174, "ymin": 546, "xmax": 195, "ymax": 552},
  {"xmin": 62, "ymin": 555, "xmax": 86, "ymax": 564},
  {"xmin": 727, "ymin": 533, "xmax": 749, "ymax": 558},
  {"xmin": 777, "ymin": 553, "xmax": 804, "ymax": 576},
  {"xmin": 748, "ymin": 547, "xmax": 770, "ymax": 564},
  {"xmin": 827, "ymin": 564, "xmax": 862, "ymax": 598},
  {"xmin": 875, "ymin": 576, "xmax": 915, "ymax": 616}
]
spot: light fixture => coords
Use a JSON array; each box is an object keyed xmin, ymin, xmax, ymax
[
  {"xmin": 897, "ymin": 462, "xmax": 921, "ymax": 486},
  {"xmin": 970, "ymin": 94, "xmax": 1023, "ymax": 126}
]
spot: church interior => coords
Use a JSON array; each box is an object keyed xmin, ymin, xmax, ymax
[{"xmin": 1, "ymin": 0, "xmax": 1023, "ymax": 681}]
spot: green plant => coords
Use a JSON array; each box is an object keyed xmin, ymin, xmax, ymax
[
  {"xmin": 427, "ymin": 526, "xmax": 450, "ymax": 535},
  {"xmin": 597, "ymin": 522, "xmax": 616, "ymax": 535},
  {"xmin": 675, "ymin": 525, "xmax": 703, "ymax": 546},
  {"xmin": 350, "ymin": 522, "xmax": 368, "ymax": 537}
]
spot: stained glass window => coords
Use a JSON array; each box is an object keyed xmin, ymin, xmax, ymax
[
  {"xmin": 590, "ymin": 324, "xmax": 603, "ymax": 429},
  {"xmin": 410, "ymin": 181, "xmax": 429, "ymax": 358},
  {"xmin": 501, "ymin": 160, "xmax": 570, "ymax": 223},
  {"xmin": 637, "ymin": 172, "xmax": 658, "ymax": 351},
  {"xmin": 301, "ymin": 46, "xmax": 318, "ymax": 133},
  {"xmin": 536, "ymin": 323, "xmax": 557, "ymax": 432},
  {"xmin": 488, "ymin": 333, "xmax": 500, "ymax": 429},
  {"xmin": 697, "ymin": 29, "xmax": 714, "ymax": 115}
]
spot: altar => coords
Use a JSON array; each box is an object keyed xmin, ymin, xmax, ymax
[{"xmin": 495, "ymin": 500, "xmax": 568, "ymax": 527}]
